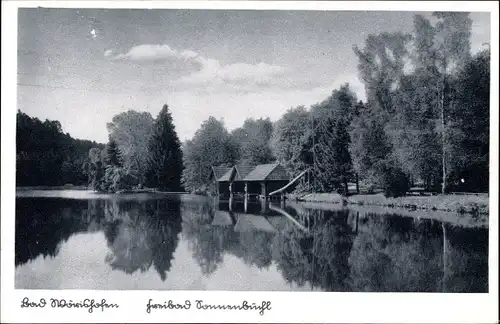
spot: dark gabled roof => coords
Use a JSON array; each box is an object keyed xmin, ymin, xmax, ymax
[
  {"xmin": 212, "ymin": 166, "xmax": 232, "ymax": 180},
  {"xmin": 218, "ymin": 162, "xmax": 257, "ymax": 182},
  {"xmin": 243, "ymin": 163, "xmax": 289, "ymax": 181},
  {"xmin": 218, "ymin": 167, "xmax": 235, "ymax": 182},
  {"xmin": 215, "ymin": 163, "xmax": 289, "ymax": 182},
  {"xmin": 234, "ymin": 162, "xmax": 257, "ymax": 180},
  {"xmin": 265, "ymin": 164, "xmax": 289, "ymax": 181}
]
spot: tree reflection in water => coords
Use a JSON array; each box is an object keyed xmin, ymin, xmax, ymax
[
  {"xmin": 272, "ymin": 208, "xmax": 356, "ymax": 291},
  {"xmin": 348, "ymin": 214, "xmax": 444, "ymax": 292},
  {"xmin": 15, "ymin": 197, "xmax": 91, "ymax": 266},
  {"xmin": 181, "ymin": 199, "xmax": 488, "ymax": 292},
  {"xmin": 100, "ymin": 198, "xmax": 182, "ymax": 281},
  {"xmin": 16, "ymin": 196, "xmax": 182, "ymax": 282},
  {"xmin": 442, "ymin": 224, "xmax": 488, "ymax": 292},
  {"xmin": 15, "ymin": 195, "xmax": 488, "ymax": 292},
  {"xmin": 181, "ymin": 200, "xmax": 237, "ymax": 275}
]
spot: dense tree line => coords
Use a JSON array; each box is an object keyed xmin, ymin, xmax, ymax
[
  {"xmin": 349, "ymin": 12, "xmax": 489, "ymax": 194},
  {"xmin": 17, "ymin": 12, "xmax": 488, "ymax": 196},
  {"xmin": 16, "ymin": 110, "xmax": 104, "ymax": 186},
  {"xmin": 181, "ymin": 116, "xmax": 275, "ymax": 192},
  {"xmin": 182, "ymin": 12, "xmax": 489, "ymax": 196},
  {"xmin": 184, "ymin": 12, "xmax": 490, "ymax": 196}
]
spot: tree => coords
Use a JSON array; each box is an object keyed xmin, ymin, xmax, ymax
[
  {"xmin": 350, "ymin": 12, "xmax": 477, "ymax": 195},
  {"xmin": 231, "ymin": 117, "xmax": 274, "ymax": 165},
  {"xmin": 447, "ymin": 49, "xmax": 490, "ymax": 192},
  {"xmin": 349, "ymin": 102, "xmax": 394, "ymax": 186},
  {"xmin": 102, "ymin": 165, "xmax": 135, "ymax": 192},
  {"xmin": 146, "ymin": 104, "xmax": 183, "ymax": 191},
  {"xmin": 312, "ymin": 84, "xmax": 356, "ymax": 194},
  {"xmin": 88, "ymin": 147, "xmax": 106, "ymax": 191},
  {"xmin": 271, "ymin": 106, "xmax": 312, "ymax": 177},
  {"xmin": 353, "ymin": 32, "xmax": 411, "ymax": 116},
  {"xmin": 16, "ymin": 110, "xmax": 103, "ymax": 187},
  {"xmin": 107, "ymin": 110, "xmax": 155, "ymax": 186},
  {"xmin": 388, "ymin": 72, "xmax": 442, "ymax": 190},
  {"xmin": 433, "ymin": 12, "xmax": 473, "ymax": 193},
  {"xmin": 385, "ymin": 15, "xmax": 441, "ymax": 187},
  {"xmin": 101, "ymin": 138, "xmax": 138, "ymax": 192},
  {"xmin": 181, "ymin": 117, "xmax": 238, "ymax": 193},
  {"xmin": 351, "ymin": 32, "xmax": 411, "ymax": 194}
]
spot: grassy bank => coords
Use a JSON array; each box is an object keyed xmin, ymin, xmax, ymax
[{"xmin": 298, "ymin": 193, "xmax": 489, "ymax": 215}]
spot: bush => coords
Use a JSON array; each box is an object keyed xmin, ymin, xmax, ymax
[
  {"xmin": 103, "ymin": 166, "xmax": 135, "ymax": 192},
  {"xmin": 373, "ymin": 160, "xmax": 410, "ymax": 198}
]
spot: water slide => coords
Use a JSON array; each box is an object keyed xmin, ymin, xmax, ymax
[{"xmin": 268, "ymin": 169, "xmax": 310, "ymax": 196}]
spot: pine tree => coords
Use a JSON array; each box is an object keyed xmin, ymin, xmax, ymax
[
  {"xmin": 105, "ymin": 139, "xmax": 122, "ymax": 167},
  {"xmin": 147, "ymin": 104, "xmax": 183, "ymax": 191}
]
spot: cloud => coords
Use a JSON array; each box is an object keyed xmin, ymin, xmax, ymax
[
  {"xmin": 176, "ymin": 58, "xmax": 288, "ymax": 88},
  {"xmin": 112, "ymin": 44, "xmax": 199, "ymax": 61},
  {"xmin": 104, "ymin": 49, "xmax": 113, "ymax": 57},
  {"xmin": 113, "ymin": 43, "xmax": 293, "ymax": 90}
]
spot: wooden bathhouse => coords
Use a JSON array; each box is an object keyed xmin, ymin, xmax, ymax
[{"xmin": 212, "ymin": 163, "xmax": 290, "ymax": 199}]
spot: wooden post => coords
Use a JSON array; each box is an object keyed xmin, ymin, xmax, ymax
[
  {"xmin": 244, "ymin": 182, "xmax": 248, "ymax": 200},
  {"xmin": 260, "ymin": 198, "xmax": 267, "ymax": 214},
  {"xmin": 355, "ymin": 173, "xmax": 360, "ymax": 194},
  {"xmin": 261, "ymin": 181, "xmax": 267, "ymax": 199},
  {"xmin": 355, "ymin": 212, "xmax": 359, "ymax": 234},
  {"xmin": 229, "ymin": 182, "xmax": 233, "ymax": 200}
]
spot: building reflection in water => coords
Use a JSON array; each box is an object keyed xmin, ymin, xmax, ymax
[{"xmin": 15, "ymin": 195, "xmax": 488, "ymax": 292}]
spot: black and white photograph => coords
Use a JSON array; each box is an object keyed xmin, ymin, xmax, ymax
[{"xmin": 1, "ymin": 1, "xmax": 498, "ymax": 323}]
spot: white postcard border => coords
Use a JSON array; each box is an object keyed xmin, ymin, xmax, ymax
[{"xmin": 2, "ymin": 1, "xmax": 498, "ymax": 323}]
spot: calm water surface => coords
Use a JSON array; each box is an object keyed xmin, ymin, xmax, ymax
[{"xmin": 15, "ymin": 190, "xmax": 488, "ymax": 292}]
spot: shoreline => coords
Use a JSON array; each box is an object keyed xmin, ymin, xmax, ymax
[
  {"xmin": 295, "ymin": 193, "xmax": 489, "ymax": 216},
  {"xmin": 15, "ymin": 186, "xmax": 187, "ymax": 194},
  {"xmin": 16, "ymin": 185, "xmax": 89, "ymax": 191},
  {"xmin": 287, "ymin": 200, "xmax": 488, "ymax": 228}
]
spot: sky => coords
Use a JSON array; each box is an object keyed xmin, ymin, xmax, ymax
[{"xmin": 17, "ymin": 8, "xmax": 491, "ymax": 144}]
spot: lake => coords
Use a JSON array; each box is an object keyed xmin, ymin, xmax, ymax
[{"xmin": 15, "ymin": 190, "xmax": 488, "ymax": 292}]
